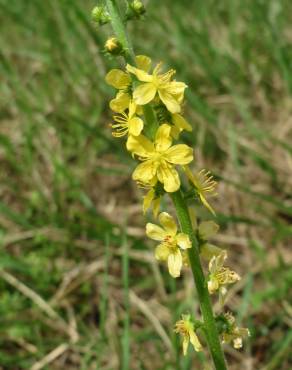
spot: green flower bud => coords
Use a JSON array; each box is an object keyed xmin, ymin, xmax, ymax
[
  {"xmin": 126, "ymin": 0, "xmax": 146, "ymax": 20},
  {"xmin": 91, "ymin": 5, "xmax": 110, "ymax": 26}
]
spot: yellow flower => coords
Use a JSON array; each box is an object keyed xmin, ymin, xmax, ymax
[
  {"xmin": 174, "ymin": 314, "xmax": 202, "ymax": 355},
  {"xmin": 106, "ymin": 55, "xmax": 151, "ymax": 112},
  {"xmin": 185, "ymin": 166, "xmax": 217, "ymax": 215},
  {"xmin": 126, "ymin": 59, "xmax": 187, "ymax": 113},
  {"xmin": 146, "ymin": 212, "xmax": 191, "ymax": 278},
  {"xmin": 221, "ymin": 313, "xmax": 250, "ymax": 349},
  {"xmin": 111, "ymin": 101, "xmax": 143, "ymax": 137},
  {"xmin": 127, "ymin": 124, "xmax": 193, "ymax": 192},
  {"xmin": 208, "ymin": 251, "xmax": 241, "ymax": 304}
]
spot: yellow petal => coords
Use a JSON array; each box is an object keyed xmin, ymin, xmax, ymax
[
  {"xmin": 109, "ymin": 92, "xmax": 130, "ymax": 113},
  {"xmin": 176, "ymin": 233, "xmax": 192, "ymax": 250},
  {"xmin": 155, "ymin": 124, "xmax": 172, "ymax": 152},
  {"xmin": 166, "ymin": 81, "xmax": 187, "ymax": 95},
  {"xmin": 126, "ymin": 134, "xmax": 154, "ymax": 157},
  {"xmin": 105, "ymin": 69, "xmax": 131, "ymax": 89},
  {"xmin": 182, "ymin": 336, "xmax": 189, "ymax": 356},
  {"xmin": 170, "ymin": 125, "xmax": 181, "ymax": 139},
  {"xmin": 167, "ymin": 250, "xmax": 182, "ymax": 278},
  {"xmin": 135, "ymin": 55, "xmax": 152, "ymax": 72},
  {"xmin": 143, "ymin": 189, "xmax": 154, "ymax": 214},
  {"xmin": 165, "ymin": 144, "xmax": 193, "ymax": 165},
  {"xmin": 198, "ymin": 221, "xmax": 219, "ymax": 240},
  {"xmin": 157, "ymin": 164, "xmax": 180, "ymax": 192},
  {"xmin": 189, "ymin": 331, "xmax": 202, "ymax": 352},
  {"xmin": 133, "ymin": 83, "xmax": 157, "ymax": 105},
  {"xmin": 128, "ymin": 117, "xmax": 144, "ymax": 136},
  {"xmin": 208, "ymin": 256, "xmax": 217, "ymax": 275},
  {"xmin": 132, "ymin": 160, "xmax": 158, "ymax": 184},
  {"xmin": 200, "ymin": 243, "xmax": 222, "ymax": 260},
  {"xmin": 126, "ymin": 64, "xmax": 153, "ymax": 82},
  {"xmin": 158, "ymin": 89, "xmax": 181, "ymax": 113},
  {"xmin": 172, "ymin": 114, "xmax": 192, "ymax": 132},
  {"xmin": 158, "ymin": 212, "xmax": 177, "ymax": 235},
  {"xmin": 208, "ymin": 278, "xmax": 219, "ymax": 294},
  {"xmin": 128, "ymin": 100, "xmax": 137, "ymax": 118},
  {"xmin": 152, "ymin": 198, "xmax": 160, "ymax": 218},
  {"xmin": 155, "ymin": 243, "xmax": 170, "ymax": 261},
  {"xmin": 146, "ymin": 223, "xmax": 166, "ymax": 241}
]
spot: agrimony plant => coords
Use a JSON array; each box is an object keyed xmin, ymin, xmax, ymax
[{"xmin": 92, "ymin": 1, "xmax": 249, "ymax": 369}]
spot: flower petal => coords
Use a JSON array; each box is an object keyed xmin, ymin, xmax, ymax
[
  {"xmin": 126, "ymin": 64, "xmax": 153, "ymax": 82},
  {"xmin": 189, "ymin": 331, "xmax": 202, "ymax": 352},
  {"xmin": 200, "ymin": 243, "xmax": 222, "ymax": 260},
  {"xmin": 109, "ymin": 92, "xmax": 130, "ymax": 113},
  {"xmin": 105, "ymin": 69, "xmax": 131, "ymax": 89},
  {"xmin": 135, "ymin": 55, "xmax": 152, "ymax": 72},
  {"xmin": 165, "ymin": 81, "xmax": 187, "ymax": 95},
  {"xmin": 152, "ymin": 197, "xmax": 160, "ymax": 218},
  {"xmin": 157, "ymin": 163, "xmax": 180, "ymax": 192},
  {"xmin": 158, "ymin": 89, "xmax": 181, "ymax": 113},
  {"xmin": 167, "ymin": 250, "xmax": 182, "ymax": 278},
  {"xmin": 155, "ymin": 243, "xmax": 170, "ymax": 261},
  {"xmin": 155, "ymin": 124, "xmax": 172, "ymax": 152},
  {"xmin": 128, "ymin": 117, "xmax": 144, "ymax": 136},
  {"xmin": 132, "ymin": 160, "xmax": 158, "ymax": 184},
  {"xmin": 133, "ymin": 83, "xmax": 157, "ymax": 105},
  {"xmin": 146, "ymin": 223, "xmax": 166, "ymax": 241},
  {"xmin": 143, "ymin": 189, "xmax": 154, "ymax": 214},
  {"xmin": 172, "ymin": 113, "xmax": 192, "ymax": 132},
  {"xmin": 165, "ymin": 144, "xmax": 193, "ymax": 165},
  {"xmin": 182, "ymin": 336, "xmax": 189, "ymax": 356},
  {"xmin": 198, "ymin": 221, "xmax": 219, "ymax": 240},
  {"xmin": 158, "ymin": 212, "xmax": 177, "ymax": 235},
  {"xmin": 126, "ymin": 134, "xmax": 154, "ymax": 157},
  {"xmin": 176, "ymin": 233, "xmax": 192, "ymax": 250}
]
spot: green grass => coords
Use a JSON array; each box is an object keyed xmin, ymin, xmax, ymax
[{"xmin": 0, "ymin": 0, "xmax": 292, "ymax": 368}]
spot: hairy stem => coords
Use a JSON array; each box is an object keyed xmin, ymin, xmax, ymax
[
  {"xmin": 171, "ymin": 190, "xmax": 227, "ymax": 370},
  {"xmin": 106, "ymin": 1, "xmax": 227, "ymax": 369}
]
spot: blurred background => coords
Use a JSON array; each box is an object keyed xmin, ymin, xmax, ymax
[{"xmin": 0, "ymin": 0, "xmax": 292, "ymax": 369}]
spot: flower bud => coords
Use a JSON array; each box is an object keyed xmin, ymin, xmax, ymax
[
  {"xmin": 131, "ymin": 0, "xmax": 146, "ymax": 15},
  {"xmin": 91, "ymin": 5, "xmax": 110, "ymax": 26},
  {"xmin": 126, "ymin": 0, "xmax": 146, "ymax": 20},
  {"xmin": 104, "ymin": 37, "xmax": 123, "ymax": 55}
]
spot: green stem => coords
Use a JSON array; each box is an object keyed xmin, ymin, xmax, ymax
[
  {"xmin": 105, "ymin": 1, "xmax": 227, "ymax": 369},
  {"xmin": 171, "ymin": 190, "xmax": 227, "ymax": 370},
  {"xmin": 105, "ymin": 0, "xmax": 135, "ymax": 64}
]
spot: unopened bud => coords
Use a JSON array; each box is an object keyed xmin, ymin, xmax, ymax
[
  {"xmin": 131, "ymin": 0, "xmax": 146, "ymax": 14},
  {"xmin": 104, "ymin": 37, "xmax": 123, "ymax": 55},
  {"xmin": 126, "ymin": 0, "xmax": 146, "ymax": 20},
  {"xmin": 91, "ymin": 5, "xmax": 110, "ymax": 26}
]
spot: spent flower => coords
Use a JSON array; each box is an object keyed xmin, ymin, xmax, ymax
[
  {"xmin": 221, "ymin": 313, "xmax": 250, "ymax": 349},
  {"xmin": 185, "ymin": 166, "xmax": 217, "ymax": 215},
  {"xmin": 208, "ymin": 251, "xmax": 241, "ymax": 304}
]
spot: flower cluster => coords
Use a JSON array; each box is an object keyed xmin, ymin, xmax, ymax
[{"xmin": 105, "ymin": 54, "xmax": 248, "ymax": 355}]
